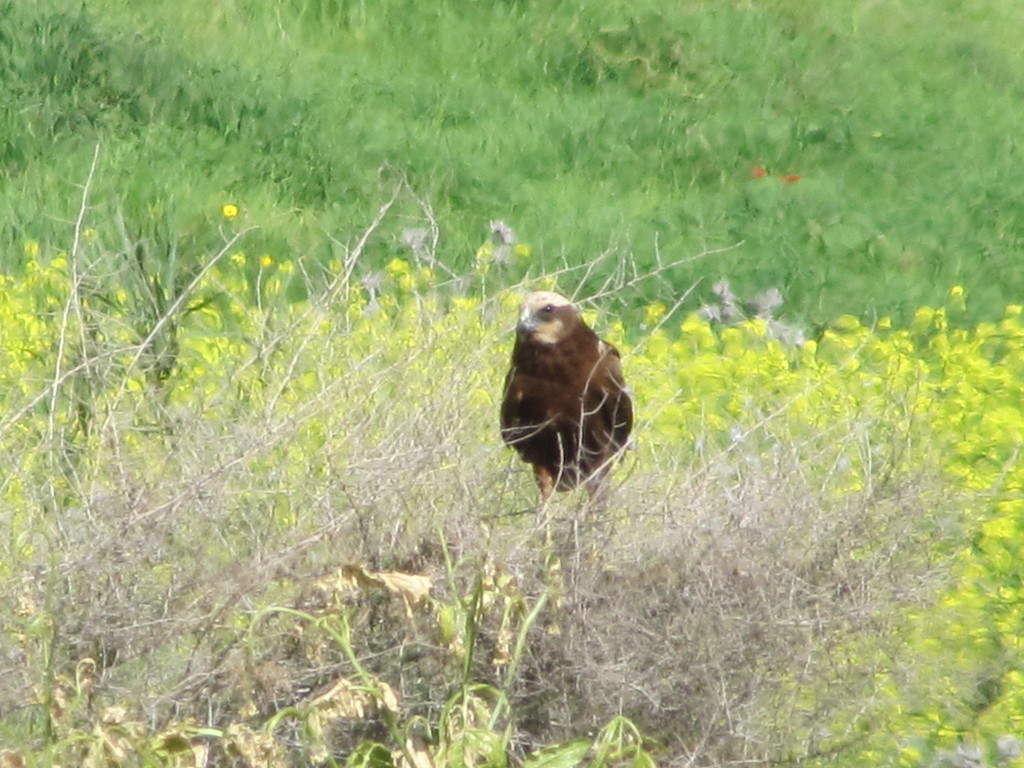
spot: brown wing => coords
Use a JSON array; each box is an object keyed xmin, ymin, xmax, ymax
[
  {"xmin": 595, "ymin": 340, "xmax": 633, "ymax": 454},
  {"xmin": 578, "ymin": 340, "xmax": 632, "ymax": 468},
  {"xmin": 500, "ymin": 358, "xmax": 545, "ymax": 450},
  {"xmin": 499, "ymin": 364, "xmax": 521, "ymax": 445}
]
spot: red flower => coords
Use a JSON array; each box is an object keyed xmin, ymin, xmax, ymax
[
  {"xmin": 751, "ymin": 166, "xmax": 768, "ymax": 179},
  {"xmin": 780, "ymin": 173, "xmax": 802, "ymax": 183}
]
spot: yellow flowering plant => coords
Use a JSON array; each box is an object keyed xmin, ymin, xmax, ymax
[{"xmin": 1, "ymin": 229, "xmax": 1024, "ymax": 767}]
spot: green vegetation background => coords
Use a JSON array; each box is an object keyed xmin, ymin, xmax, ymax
[
  {"xmin": 3, "ymin": 0, "xmax": 1024, "ymax": 323},
  {"xmin": 4, "ymin": 1, "xmax": 1024, "ymax": 766}
]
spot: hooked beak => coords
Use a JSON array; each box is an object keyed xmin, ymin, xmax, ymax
[{"xmin": 517, "ymin": 309, "xmax": 539, "ymax": 336}]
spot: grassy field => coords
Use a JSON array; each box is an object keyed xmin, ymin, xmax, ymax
[
  {"xmin": 4, "ymin": 1, "xmax": 1024, "ymax": 766},
  {"xmin": 4, "ymin": 0, "xmax": 1024, "ymax": 325}
]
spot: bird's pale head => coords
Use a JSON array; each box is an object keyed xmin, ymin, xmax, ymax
[{"xmin": 517, "ymin": 291, "xmax": 579, "ymax": 344}]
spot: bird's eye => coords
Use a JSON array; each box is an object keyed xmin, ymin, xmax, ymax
[{"xmin": 542, "ymin": 304, "xmax": 555, "ymax": 314}]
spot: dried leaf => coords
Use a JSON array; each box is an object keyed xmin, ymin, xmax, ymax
[
  {"xmin": 225, "ymin": 723, "xmax": 287, "ymax": 768},
  {"xmin": 377, "ymin": 681, "xmax": 400, "ymax": 714},
  {"xmin": 76, "ymin": 658, "xmax": 97, "ymax": 696},
  {"xmin": 101, "ymin": 706, "xmax": 128, "ymax": 725},
  {"xmin": 327, "ymin": 565, "xmax": 433, "ymax": 619},
  {"xmin": 493, "ymin": 621, "xmax": 513, "ymax": 667},
  {"xmin": 308, "ymin": 678, "xmax": 370, "ymax": 720},
  {"xmin": 307, "ymin": 676, "xmax": 401, "ymax": 721},
  {"xmin": 375, "ymin": 571, "xmax": 433, "ymax": 617},
  {"xmin": 396, "ymin": 732, "xmax": 434, "ymax": 768}
]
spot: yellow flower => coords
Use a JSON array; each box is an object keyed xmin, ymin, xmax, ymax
[
  {"xmin": 264, "ymin": 276, "xmax": 283, "ymax": 296},
  {"xmin": 23, "ymin": 240, "xmax": 40, "ymax": 259},
  {"xmin": 500, "ymin": 292, "xmax": 520, "ymax": 313},
  {"xmin": 644, "ymin": 302, "xmax": 667, "ymax": 326},
  {"xmin": 832, "ymin": 314, "xmax": 861, "ymax": 332},
  {"xmin": 259, "ymin": 254, "xmax": 274, "ymax": 268},
  {"xmin": 386, "ymin": 258, "xmax": 411, "ymax": 278},
  {"xmin": 474, "ymin": 242, "xmax": 494, "ymax": 271},
  {"xmin": 222, "ymin": 203, "xmax": 240, "ymax": 219},
  {"xmin": 913, "ymin": 306, "xmax": 935, "ymax": 332},
  {"xmin": 536, "ymin": 276, "xmax": 557, "ymax": 291},
  {"xmin": 947, "ymin": 284, "xmax": 967, "ymax": 312}
]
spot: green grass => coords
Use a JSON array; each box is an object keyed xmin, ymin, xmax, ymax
[{"xmin": 3, "ymin": 0, "xmax": 1024, "ymax": 326}]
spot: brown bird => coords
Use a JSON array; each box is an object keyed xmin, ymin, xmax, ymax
[{"xmin": 500, "ymin": 291, "xmax": 633, "ymax": 503}]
